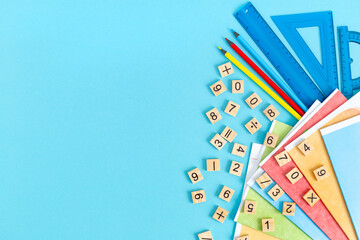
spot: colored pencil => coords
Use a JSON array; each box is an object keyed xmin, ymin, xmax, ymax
[
  {"xmin": 225, "ymin": 38, "xmax": 305, "ymax": 116},
  {"xmin": 218, "ymin": 47, "xmax": 301, "ymax": 120},
  {"xmin": 232, "ymin": 30, "xmax": 308, "ymax": 112}
]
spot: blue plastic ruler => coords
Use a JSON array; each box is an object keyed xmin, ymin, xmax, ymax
[
  {"xmin": 234, "ymin": 2, "xmax": 325, "ymax": 108},
  {"xmin": 272, "ymin": 11, "xmax": 338, "ymax": 97},
  {"xmin": 338, "ymin": 26, "xmax": 360, "ymax": 98}
]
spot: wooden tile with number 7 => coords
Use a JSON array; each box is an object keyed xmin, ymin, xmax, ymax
[{"xmin": 224, "ymin": 100, "xmax": 240, "ymax": 117}]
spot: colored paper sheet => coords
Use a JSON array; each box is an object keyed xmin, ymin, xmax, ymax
[
  {"xmin": 258, "ymin": 90, "xmax": 349, "ymax": 239},
  {"xmin": 321, "ymin": 115, "xmax": 360, "ymax": 237},
  {"xmin": 233, "ymin": 223, "xmax": 280, "ymax": 240}
]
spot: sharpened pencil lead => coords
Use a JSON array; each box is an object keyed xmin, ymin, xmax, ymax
[
  {"xmin": 218, "ymin": 47, "xmax": 227, "ymax": 55},
  {"xmin": 233, "ymin": 31, "xmax": 240, "ymax": 38},
  {"xmin": 225, "ymin": 38, "xmax": 233, "ymax": 45}
]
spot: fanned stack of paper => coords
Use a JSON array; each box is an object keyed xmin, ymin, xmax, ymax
[{"xmin": 233, "ymin": 90, "xmax": 360, "ymax": 240}]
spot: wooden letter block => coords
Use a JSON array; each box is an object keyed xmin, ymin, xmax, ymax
[
  {"xmin": 245, "ymin": 92, "xmax": 262, "ymax": 109},
  {"xmin": 243, "ymin": 200, "xmax": 256, "ymax": 214},
  {"xmin": 206, "ymin": 159, "xmax": 220, "ymax": 171},
  {"xmin": 191, "ymin": 190, "xmax": 206, "ymax": 204},
  {"xmin": 224, "ymin": 100, "xmax": 240, "ymax": 117},
  {"xmin": 210, "ymin": 133, "xmax": 226, "ymax": 150},
  {"xmin": 229, "ymin": 161, "xmax": 244, "ymax": 176},
  {"xmin": 263, "ymin": 104, "xmax": 280, "ymax": 121},
  {"xmin": 232, "ymin": 80, "xmax": 244, "ymax": 93},
  {"xmin": 256, "ymin": 172, "xmax": 273, "ymax": 189},
  {"xmin": 303, "ymin": 189, "xmax": 320, "ymax": 206},
  {"xmin": 262, "ymin": 218, "xmax": 275, "ymax": 232},
  {"xmin": 218, "ymin": 185, "xmax": 235, "ymax": 202},
  {"xmin": 313, "ymin": 165, "xmax": 330, "ymax": 181},
  {"xmin": 187, "ymin": 168, "xmax": 204, "ymax": 184},
  {"xmin": 198, "ymin": 230, "xmax": 213, "ymax": 240},
  {"xmin": 237, "ymin": 235, "xmax": 250, "ymax": 240},
  {"xmin": 275, "ymin": 150, "xmax": 292, "ymax": 167},
  {"xmin": 267, "ymin": 184, "xmax": 284, "ymax": 201},
  {"xmin": 206, "ymin": 107, "xmax": 222, "ymax": 124},
  {"xmin": 210, "ymin": 79, "xmax": 227, "ymax": 96},
  {"xmin": 297, "ymin": 139, "xmax": 314, "ymax": 156},
  {"xmin": 232, "ymin": 143, "xmax": 247, "ymax": 157},
  {"xmin": 286, "ymin": 167, "xmax": 303, "ymax": 184},
  {"xmin": 245, "ymin": 118, "xmax": 262, "ymax": 135},
  {"xmin": 282, "ymin": 202, "xmax": 296, "ymax": 216},
  {"xmin": 218, "ymin": 62, "xmax": 234, "ymax": 77},
  {"xmin": 212, "ymin": 206, "xmax": 229, "ymax": 223},
  {"xmin": 263, "ymin": 132, "xmax": 279, "ymax": 148},
  {"xmin": 221, "ymin": 126, "xmax": 237, "ymax": 142}
]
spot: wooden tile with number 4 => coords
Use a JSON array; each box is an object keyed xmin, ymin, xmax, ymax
[
  {"xmin": 297, "ymin": 139, "xmax": 314, "ymax": 156},
  {"xmin": 229, "ymin": 161, "xmax": 244, "ymax": 177},
  {"xmin": 210, "ymin": 133, "xmax": 226, "ymax": 150},
  {"xmin": 286, "ymin": 167, "xmax": 303, "ymax": 184},
  {"xmin": 187, "ymin": 168, "xmax": 203, "ymax": 184},
  {"xmin": 303, "ymin": 189, "xmax": 320, "ymax": 206},
  {"xmin": 256, "ymin": 172, "xmax": 273, "ymax": 189},
  {"xmin": 206, "ymin": 159, "xmax": 220, "ymax": 171},
  {"xmin": 313, "ymin": 165, "xmax": 330, "ymax": 181},
  {"xmin": 221, "ymin": 126, "xmax": 237, "ymax": 142},
  {"xmin": 210, "ymin": 79, "xmax": 227, "ymax": 96},
  {"xmin": 198, "ymin": 230, "xmax": 213, "ymax": 240},
  {"xmin": 212, "ymin": 206, "xmax": 229, "ymax": 223},
  {"xmin": 206, "ymin": 107, "xmax": 222, "ymax": 124},
  {"xmin": 191, "ymin": 190, "xmax": 206, "ymax": 204},
  {"xmin": 275, "ymin": 150, "xmax": 292, "ymax": 167},
  {"xmin": 224, "ymin": 100, "xmax": 240, "ymax": 117},
  {"xmin": 232, "ymin": 143, "xmax": 247, "ymax": 157},
  {"xmin": 263, "ymin": 104, "xmax": 280, "ymax": 121},
  {"xmin": 267, "ymin": 184, "xmax": 284, "ymax": 201},
  {"xmin": 245, "ymin": 118, "xmax": 262, "ymax": 135},
  {"xmin": 237, "ymin": 235, "xmax": 250, "ymax": 240},
  {"xmin": 219, "ymin": 185, "xmax": 235, "ymax": 202},
  {"xmin": 263, "ymin": 132, "xmax": 279, "ymax": 148},
  {"xmin": 232, "ymin": 80, "xmax": 244, "ymax": 93},
  {"xmin": 262, "ymin": 218, "xmax": 275, "ymax": 232},
  {"xmin": 245, "ymin": 92, "xmax": 262, "ymax": 109},
  {"xmin": 282, "ymin": 202, "xmax": 296, "ymax": 216},
  {"xmin": 218, "ymin": 62, "xmax": 234, "ymax": 77},
  {"xmin": 243, "ymin": 200, "xmax": 256, "ymax": 214}
]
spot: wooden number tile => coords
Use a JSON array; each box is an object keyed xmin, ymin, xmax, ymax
[
  {"xmin": 275, "ymin": 150, "xmax": 292, "ymax": 167},
  {"xmin": 286, "ymin": 167, "xmax": 303, "ymax": 184},
  {"xmin": 218, "ymin": 62, "xmax": 234, "ymax": 77},
  {"xmin": 297, "ymin": 139, "xmax": 314, "ymax": 156},
  {"xmin": 243, "ymin": 200, "xmax": 256, "ymax": 214},
  {"xmin": 206, "ymin": 159, "xmax": 220, "ymax": 171},
  {"xmin": 224, "ymin": 100, "xmax": 240, "ymax": 117},
  {"xmin": 210, "ymin": 79, "xmax": 227, "ymax": 96},
  {"xmin": 245, "ymin": 92, "xmax": 262, "ymax": 109},
  {"xmin": 219, "ymin": 185, "xmax": 235, "ymax": 202},
  {"xmin": 206, "ymin": 107, "xmax": 222, "ymax": 124},
  {"xmin": 187, "ymin": 168, "xmax": 204, "ymax": 184},
  {"xmin": 237, "ymin": 235, "xmax": 250, "ymax": 240},
  {"xmin": 210, "ymin": 133, "xmax": 227, "ymax": 150},
  {"xmin": 198, "ymin": 230, "xmax": 213, "ymax": 240},
  {"xmin": 245, "ymin": 118, "xmax": 262, "ymax": 135},
  {"xmin": 262, "ymin": 218, "xmax": 275, "ymax": 232},
  {"xmin": 263, "ymin": 132, "xmax": 279, "ymax": 148},
  {"xmin": 212, "ymin": 206, "xmax": 229, "ymax": 223},
  {"xmin": 263, "ymin": 104, "xmax": 280, "ymax": 121},
  {"xmin": 256, "ymin": 172, "xmax": 273, "ymax": 189},
  {"xmin": 282, "ymin": 202, "xmax": 296, "ymax": 216},
  {"xmin": 191, "ymin": 190, "xmax": 206, "ymax": 204},
  {"xmin": 232, "ymin": 80, "xmax": 244, "ymax": 93},
  {"xmin": 221, "ymin": 126, "xmax": 237, "ymax": 142},
  {"xmin": 267, "ymin": 184, "xmax": 284, "ymax": 201},
  {"xmin": 313, "ymin": 165, "xmax": 329, "ymax": 181},
  {"xmin": 232, "ymin": 143, "xmax": 247, "ymax": 157},
  {"xmin": 303, "ymin": 189, "xmax": 320, "ymax": 206},
  {"xmin": 229, "ymin": 161, "xmax": 244, "ymax": 176}
]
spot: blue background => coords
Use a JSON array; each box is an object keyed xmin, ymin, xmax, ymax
[{"xmin": 0, "ymin": 0, "xmax": 359, "ymax": 239}]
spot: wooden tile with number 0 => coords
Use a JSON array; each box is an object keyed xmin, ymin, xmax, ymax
[
  {"xmin": 286, "ymin": 167, "xmax": 303, "ymax": 184},
  {"xmin": 245, "ymin": 92, "xmax": 262, "ymax": 109},
  {"xmin": 232, "ymin": 80, "xmax": 244, "ymax": 93}
]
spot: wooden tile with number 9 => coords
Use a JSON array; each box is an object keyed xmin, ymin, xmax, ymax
[
  {"xmin": 232, "ymin": 143, "xmax": 247, "ymax": 157},
  {"xmin": 224, "ymin": 100, "xmax": 240, "ymax": 117},
  {"xmin": 187, "ymin": 168, "xmax": 203, "ymax": 184},
  {"xmin": 313, "ymin": 165, "xmax": 329, "ymax": 181},
  {"xmin": 210, "ymin": 79, "xmax": 227, "ymax": 96},
  {"xmin": 229, "ymin": 161, "xmax": 243, "ymax": 176},
  {"xmin": 218, "ymin": 185, "xmax": 235, "ymax": 202},
  {"xmin": 191, "ymin": 190, "xmax": 206, "ymax": 204}
]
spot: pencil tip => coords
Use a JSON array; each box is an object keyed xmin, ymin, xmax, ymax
[
  {"xmin": 218, "ymin": 47, "xmax": 222, "ymax": 50},
  {"xmin": 225, "ymin": 38, "xmax": 233, "ymax": 45},
  {"xmin": 218, "ymin": 47, "xmax": 227, "ymax": 55},
  {"xmin": 233, "ymin": 31, "xmax": 240, "ymax": 38}
]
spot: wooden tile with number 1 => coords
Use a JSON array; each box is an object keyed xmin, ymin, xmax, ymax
[
  {"xmin": 206, "ymin": 159, "xmax": 220, "ymax": 171},
  {"xmin": 218, "ymin": 185, "xmax": 235, "ymax": 202}
]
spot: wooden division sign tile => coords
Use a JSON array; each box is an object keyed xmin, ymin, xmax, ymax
[
  {"xmin": 313, "ymin": 165, "xmax": 330, "ymax": 181},
  {"xmin": 275, "ymin": 150, "xmax": 292, "ymax": 167},
  {"xmin": 206, "ymin": 107, "xmax": 222, "ymax": 124},
  {"xmin": 263, "ymin": 104, "xmax": 280, "ymax": 121},
  {"xmin": 224, "ymin": 100, "xmax": 240, "ymax": 117},
  {"xmin": 212, "ymin": 206, "xmax": 229, "ymax": 223},
  {"xmin": 262, "ymin": 218, "xmax": 275, "ymax": 232},
  {"xmin": 198, "ymin": 230, "xmax": 213, "ymax": 240},
  {"xmin": 243, "ymin": 200, "xmax": 256, "ymax": 214},
  {"xmin": 218, "ymin": 62, "xmax": 234, "ymax": 77},
  {"xmin": 263, "ymin": 132, "xmax": 279, "ymax": 148},
  {"xmin": 220, "ymin": 126, "xmax": 237, "ymax": 142},
  {"xmin": 229, "ymin": 161, "xmax": 244, "ymax": 176},
  {"xmin": 206, "ymin": 159, "xmax": 220, "ymax": 171},
  {"xmin": 303, "ymin": 189, "xmax": 320, "ymax": 206},
  {"xmin": 245, "ymin": 118, "xmax": 262, "ymax": 134},
  {"xmin": 218, "ymin": 185, "xmax": 235, "ymax": 202},
  {"xmin": 282, "ymin": 202, "xmax": 296, "ymax": 216},
  {"xmin": 191, "ymin": 190, "xmax": 206, "ymax": 204},
  {"xmin": 187, "ymin": 168, "xmax": 203, "ymax": 184},
  {"xmin": 210, "ymin": 79, "xmax": 227, "ymax": 96},
  {"xmin": 210, "ymin": 133, "xmax": 226, "ymax": 150},
  {"xmin": 232, "ymin": 80, "xmax": 244, "ymax": 93},
  {"xmin": 232, "ymin": 143, "xmax": 247, "ymax": 157},
  {"xmin": 245, "ymin": 92, "xmax": 262, "ymax": 109},
  {"xmin": 267, "ymin": 184, "xmax": 284, "ymax": 201},
  {"xmin": 256, "ymin": 172, "xmax": 273, "ymax": 189},
  {"xmin": 286, "ymin": 167, "xmax": 303, "ymax": 184},
  {"xmin": 297, "ymin": 139, "xmax": 314, "ymax": 156}
]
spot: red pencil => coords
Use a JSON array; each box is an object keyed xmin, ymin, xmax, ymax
[{"xmin": 225, "ymin": 38, "xmax": 305, "ymax": 116}]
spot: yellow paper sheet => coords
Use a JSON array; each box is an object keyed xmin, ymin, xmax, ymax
[{"xmin": 235, "ymin": 223, "xmax": 280, "ymax": 240}]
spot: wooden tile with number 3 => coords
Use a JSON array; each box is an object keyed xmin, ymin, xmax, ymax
[
  {"xmin": 263, "ymin": 104, "xmax": 280, "ymax": 121},
  {"xmin": 206, "ymin": 107, "xmax": 222, "ymax": 124},
  {"xmin": 229, "ymin": 161, "xmax": 244, "ymax": 176},
  {"xmin": 218, "ymin": 185, "xmax": 235, "ymax": 202},
  {"xmin": 267, "ymin": 184, "xmax": 284, "ymax": 201},
  {"xmin": 263, "ymin": 132, "xmax": 279, "ymax": 148},
  {"xmin": 232, "ymin": 143, "xmax": 247, "ymax": 157},
  {"xmin": 210, "ymin": 133, "xmax": 226, "ymax": 150},
  {"xmin": 221, "ymin": 126, "xmax": 237, "ymax": 142},
  {"xmin": 224, "ymin": 100, "xmax": 240, "ymax": 117},
  {"xmin": 210, "ymin": 79, "xmax": 227, "ymax": 96}
]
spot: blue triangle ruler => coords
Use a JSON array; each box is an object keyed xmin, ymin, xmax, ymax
[
  {"xmin": 338, "ymin": 26, "xmax": 360, "ymax": 98},
  {"xmin": 272, "ymin": 11, "xmax": 338, "ymax": 97},
  {"xmin": 234, "ymin": 3, "xmax": 325, "ymax": 108}
]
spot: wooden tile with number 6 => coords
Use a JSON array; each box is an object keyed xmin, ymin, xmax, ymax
[
  {"xmin": 245, "ymin": 92, "xmax": 262, "ymax": 109},
  {"xmin": 210, "ymin": 79, "xmax": 227, "ymax": 96},
  {"xmin": 218, "ymin": 185, "xmax": 235, "ymax": 202},
  {"xmin": 263, "ymin": 132, "xmax": 279, "ymax": 148}
]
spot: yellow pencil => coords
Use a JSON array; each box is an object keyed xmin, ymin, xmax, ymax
[{"xmin": 218, "ymin": 47, "xmax": 301, "ymax": 120}]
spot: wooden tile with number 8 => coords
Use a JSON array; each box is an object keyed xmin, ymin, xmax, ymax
[
  {"xmin": 282, "ymin": 202, "xmax": 296, "ymax": 216},
  {"xmin": 232, "ymin": 80, "xmax": 244, "ymax": 93},
  {"xmin": 232, "ymin": 143, "xmax": 247, "ymax": 157},
  {"xmin": 198, "ymin": 230, "xmax": 213, "ymax": 240},
  {"xmin": 224, "ymin": 100, "xmax": 240, "ymax": 117},
  {"xmin": 218, "ymin": 62, "xmax": 234, "ymax": 77},
  {"xmin": 245, "ymin": 118, "xmax": 262, "ymax": 135},
  {"xmin": 212, "ymin": 206, "xmax": 229, "ymax": 223},
  {"xmin": 256, "ymin": 172, "xmax": 273, "ymax": 189},
  {"xmin": 262, "ymin": 218, "xmax": 274, "ymax": 232},
  {"xmin": 263, "ymin": 104, "xmax": 280, "ymax": 121},
  {"xmin": 243, "ymin": 200, "xmax": 256, "ymax": 214},
  {"xmin": 263, "ymin": 132, "xmax": 279, "ymax": 148},
  {"xmin": 218, "ymin": 185, "xmax": 235, "ymax": 202},
  {"xmin": 210, "ymin": 133, "xmax": 226, "ymax": 150},
  {"xmin": 191, "ymin": 190, "xmax": 206, "ymax": 204},
  {"xmin": 221, "ymin": 126, "xmax": 237, "ymax": 142},
  {"xmin": 206, "ymin": 159, "xmax": 220, "ymax": 171},
  {"xmin": 206, "ymin": 107, "xmax": 222, "ymax": 124},
  {"xmin": 187, "ymin": 168, "xmax": 203, "ymax": 184},
  {"xmin": 229, "ymin": 161, "xmax": 243, "ymax": 176},
  {"xmin": 286, "ymin": 167, "xmax": 303, "ymax": 184},
  {"xmin": 313, "ymin": 165, "xmax": 329, "ymax": 181},
  {"xmin": 303, "ymin": 189, "xmax": 320, "ymax": 206},
  {"xmin": 297, "ymin": 139, "xmax": 314, "ymax": 156},
  {"xmin": 245, "ymin": 92, "xmax": 262, "ymax": 109},
  {"xmin": 210, "ymin": 79, "xmax": 227, "ymax": 96},
  {"xmin": 267, "ymin": 184, "xmax": 284, "ymax": 201},
  {"xmin": 275, "ymin": 150, "xmax": 292, "ymax": 167}
]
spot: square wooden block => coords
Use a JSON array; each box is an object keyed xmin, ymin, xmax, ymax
[
  {"xmin": 263, "ymin": 132, "xmax": 279, "ymax": 148},
  {"xmin": 198, "ymin": 230, "xmax": 213, "ymax": 240},
  {"xmin": 218, "ymin": 185, "xmax": 235, "ymax": 202},
  {"xmin": 206, "ymin": 107, "xmax": 222, "ymax": 124},
  {"xmin": 262, "ymin": 218, "xmax": 274, "ymax": 232},
  {"xmin": 218, "ymin": 62, "xmax": 234, "ymax": 77},
  {"xmin": 224, "ymin": 100, "xmax": 240, "ymax": 117},
  {"xmin": 275, "ymin": 150, "xmax": 292, "ymax": 167},
  {"xmin": 232, "ymin": 143, "xmax": 247, "ymax": 157},
  {"xmin": 210, "ymin": 79, "xmax": 227, "ymax": 96},
  {"xmin": 243, "ymin": 200, "xmax": 256, "ymax": 214},
  {"xmin": 229, "ymin": 161, "xmax": 244, "ymax": 176},
  {"xmin": 263, "ymin": 104, "xmax": 280, "ymax": 121},
  {"xmin": 313, "ymin": 165, "xmax": 330, "ymax": 181},
  {"xmin": 245, "ymin": 118, "xmax": 262, "ymax": 135},
  {"xmin": 286, "ymin": 167, "xmax": 303, "ymax": 184},
  {"xmin": 297, "ymin": 139, "xmax": 314, "ymax": 156},
  {"xmin": 212, "ymin": 206, "xmax": 229, "ymax": 223},
  {"xmin": 237, "ymin": 235, "xmax": 250, "ymax": 240},
  {"xmin": 256, "ymin": 172, "xmax": 273, "ymax": 189},
  {"xmin": 232, "ymin": 80, "xmax": 244, "ymax": 93},
  {"xmin": 206, "ymin": 159, "xmax": 220, "ymax": 171},
  {"xmin": 245, "ymin": 92, "xmax": 262, "ymax": 109},
  {"xmin": 187, "ymin": 168, "xmax": 204, "ymax": 184},
  {"xmin": 210, "ymin": 133, "xmax": 226, "ymax": 150},
  {"xmin": 282, "ymin": 202, "xmax": 296, "ymax": 216},
  {"xmin": 267, "ymin": 184, "xmax": 284, "ymax": 201},
  {"xmin": 303, "ymin": 189, "xmax": 320, "ymax": 206},
  {"xmin": 191, "ymin": 190, "xmax": 206, "ymax": 204},
  {"xmin": 221, "ymin": 126, "xmax": 237, "ymax": 142}
]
